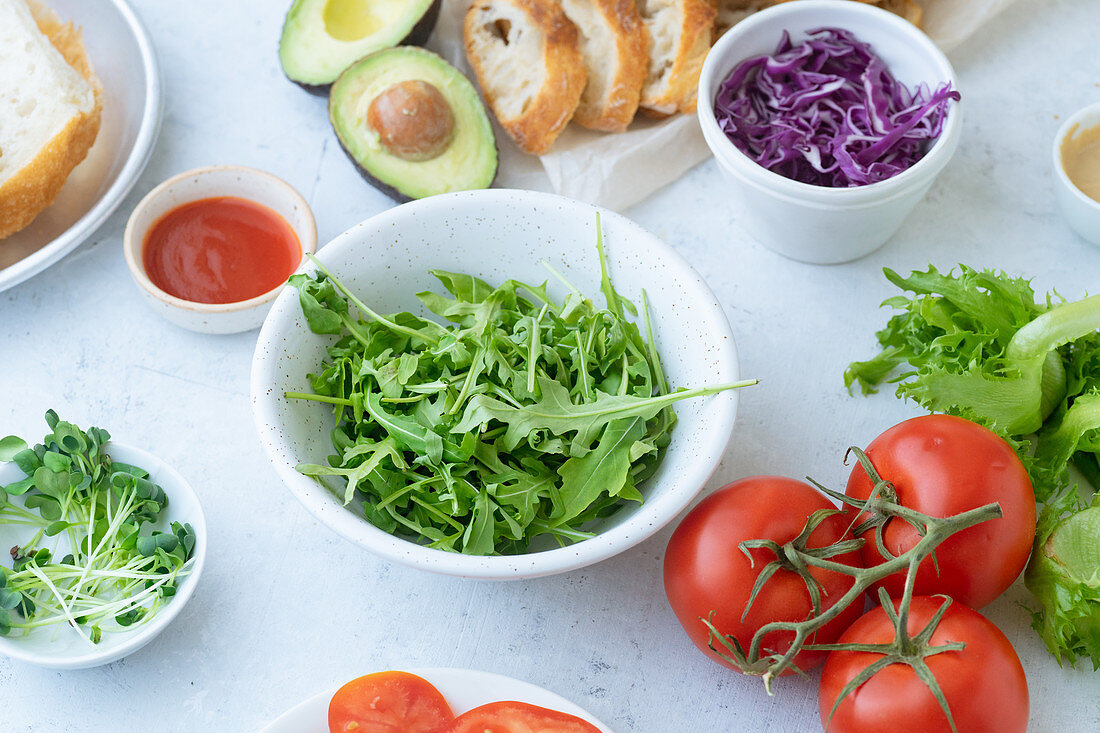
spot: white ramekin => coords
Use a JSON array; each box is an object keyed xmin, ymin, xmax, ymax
[
  {"xmin": 123, "ymin": 166, "xmax": 317, "ymax": 334},
  {"xmin": 1053, "ymin": 101, "xmax": 1100, "ymax": 247},
  {"xmin": 698, "ymin": 0, "xmax": 962, "ymax": 264}
]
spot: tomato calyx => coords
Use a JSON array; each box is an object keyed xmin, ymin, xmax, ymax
[
  {"xmin": 703, "ymin": 448, "xmax": 1003, "ymax": 693},
  {"xmin": 739, "ymin": 508, "xmax": 865, "ymax": 621},
  {"xmin": 809, "ymin": 590, "xmax": 967, "ymax": 733}
]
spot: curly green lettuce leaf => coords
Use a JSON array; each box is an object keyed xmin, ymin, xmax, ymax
[
  {"xmin": 847, "ymin": 266, "xmax": 1100, "ymax": 495},
  {"xmin": 846, "ymin": 266, "xmax": 1100, "ymax": 436},
  {"xmin": 1026, "ymin": 498, "xmax": 1100, "ymax": 668}
]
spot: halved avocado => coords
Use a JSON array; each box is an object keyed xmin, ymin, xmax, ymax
[
  {"xmin": 329, "ymin": 47, "xmax": 498, "ymax": 201},
  {"xmin": 279, "ymin": 0, "xmax": 441, "ymax": 90}
]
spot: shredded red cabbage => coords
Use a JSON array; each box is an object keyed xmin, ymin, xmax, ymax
[{"xmin": 714, "ymin": 28, "xmax": 960, "ymax": 187}]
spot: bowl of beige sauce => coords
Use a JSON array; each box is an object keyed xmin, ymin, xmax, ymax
[{"xmin": 1054, "ymin": 101, "xmax": 1100, "ymax": 247}]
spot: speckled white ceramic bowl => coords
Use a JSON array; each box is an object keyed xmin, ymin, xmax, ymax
[
  {"xmin": 0, "ymin": 442, "xmax": 206, "ymax": 669},
  {"xmin": 251, "ymin": 189, "xmax": 741, "ymax": 579},
  {"xmin": 123, "ymin": 165, "xmax": 317, "ymax": 334}
]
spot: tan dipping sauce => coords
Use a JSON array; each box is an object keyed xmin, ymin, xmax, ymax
[{"xmin": 1062, "ymin": 122, "xmax": 1100, "ymax": 203}]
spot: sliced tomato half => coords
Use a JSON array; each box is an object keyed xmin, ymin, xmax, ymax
[{"xmin": 328, "ymin": 671, "xmax": 455, "ymax": 733}]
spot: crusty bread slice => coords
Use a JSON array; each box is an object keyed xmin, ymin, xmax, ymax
[
  {"xmin": 637, "ymin": 0, "xmax": 717, "ymax": 115},
  {"xmin": 559, "ymin": 0, "xmax": 649, "ymax": 133},
  {"xmin": 464, "ymin": 0, "xmax": 587, "ymax": 155},
  {"xmin": 0, "ymin": 0, "xmax": 102, "ymax": 239}
]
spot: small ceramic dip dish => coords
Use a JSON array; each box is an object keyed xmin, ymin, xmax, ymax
[
  {"xmin": 698, "ymin": 0, "xmax": 961, "ymax": 264},
  {"xmin": 124, "ymin": 166, "xmax": 317, "ymax": 334},
  {"xmin": 1054, "ymin": 101, "xmax": 1100, "ymax": 247}
]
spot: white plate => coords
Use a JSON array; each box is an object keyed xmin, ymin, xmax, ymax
[
  {"xmin": 261, "ymin": 668, "xmax": 613, "ymax": 733},
  {"xmin": 0, "ymin": 0, "xmax": 162, "ymax": 293}
]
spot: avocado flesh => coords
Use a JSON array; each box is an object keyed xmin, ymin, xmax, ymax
[
  {"xmin": 279, "ymin": 0, "xmax": 440, "ymax": 87},
  {"xmin": 330, "ymin": 47, "xmax": 498, "ymax": 201}
]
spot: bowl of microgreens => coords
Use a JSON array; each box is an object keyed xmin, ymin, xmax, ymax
[
  {"xmin": 251, "ymin": 189, "xmax": 749, "ymax": 579},
  {"xmin": 0, "ymin": 412, "xmax": 206, "ymax": 669}
]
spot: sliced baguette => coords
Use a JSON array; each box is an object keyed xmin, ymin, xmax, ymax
[
  {"xmin": 464, "ymin": 0, "xmax": 587, "ymax": 155},
  {"xmin": 0, "ymin": 0, "xmax": 102, "ymax": 239},
  {"xmin": 559, "ymin": 0, "xmax": 649, "ymax": 133},
  {"xmin": 637, "ymin": 0, "xmax": 717, "ymax": 115}
]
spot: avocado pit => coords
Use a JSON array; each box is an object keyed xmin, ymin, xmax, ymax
[{"xmin": 367, "ymin": 80, "xmax": 456, "ymax": 162}]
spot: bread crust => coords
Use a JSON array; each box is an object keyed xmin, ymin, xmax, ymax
[
  {"xmin": 568, "ymin": 0, "xmax": 649, "ymax": 133},
  {"xmin": 868, "ymin": 0, "xmax": 922, "ymax": 27},
  {"xmin": 0, "ymin": 0, "xmax": 102, "ymax": 240},
  {"xmin": 640, "ymin": 0, "xmax": 717, "ymax": 116},
  {"xmin": 762, "ymin": 0, "xmax": 923, "ymax": 28},
  {"xmin": 464, "ymin": 0, "xmax": 587, "ymax": 155}
]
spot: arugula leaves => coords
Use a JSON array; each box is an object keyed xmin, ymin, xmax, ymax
[
  {"xmin": 289, "ymin": 225, "xmax": 754, "ymax": 555},
  {"xmin": 0, "ymin": 413, "xmax": 196, "ymax": 643}
]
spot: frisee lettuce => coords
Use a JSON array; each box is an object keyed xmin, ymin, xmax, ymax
[{"xmin": 847, "ymin": 264, "xmax": 1100, "ymax": 666}]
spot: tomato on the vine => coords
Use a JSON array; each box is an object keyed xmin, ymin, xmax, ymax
[
  {"xmin": 664, "ymin": 476, "xmax": 863, "ymax": 673},
  {"xmin": 328, "ymin": 671, "xmax": 454, "ymax": 733},
  {"xmin": 846, "ymin": 415, "xmax": 1036, "ymax": 609},
  {"xmin": 819, "ymin": 596, "xmax": 1028, "ymax": 733}
]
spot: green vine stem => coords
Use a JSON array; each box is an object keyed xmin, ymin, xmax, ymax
[{"xmin": 703, "ymin": 447, "xmax": 1002, "ymax": 693}]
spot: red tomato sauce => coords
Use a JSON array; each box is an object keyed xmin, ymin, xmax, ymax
[{"xmin": 142, "ymin": 196, "xmax": 301, "ymax": 304}]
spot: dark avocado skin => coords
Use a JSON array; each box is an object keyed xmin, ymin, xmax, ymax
[{"xmin": 283, "ymin": 0, "xmax": 442, "ymax": 95}]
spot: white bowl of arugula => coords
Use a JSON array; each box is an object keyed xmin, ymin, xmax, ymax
[
  {"xmin": 251, "ymin": 189, "xmax": 748, "ymax": 579},
  {"xmin": 0, "ymin": 412, "xmax": 206, "ymax": 669}
]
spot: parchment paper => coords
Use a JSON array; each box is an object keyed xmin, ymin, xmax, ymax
[{"xmin": 432, "ymin": 0, "xmax": 1018, "ymax": 211}]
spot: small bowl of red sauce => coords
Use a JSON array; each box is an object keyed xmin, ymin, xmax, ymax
[{"xmin": 124, "ymin": 166, "xmax": 317, "ymax": 334}]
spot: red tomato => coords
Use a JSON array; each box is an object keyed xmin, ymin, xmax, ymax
[
  {"xmin": 819, "ymin": 596, "xmax": 1028, "ymax": 733},
  {"xmin": 846, "ymin": 415, "xmax": 1036, "ymax": 609},
  {"xmin": 328, "ymin": 671, "xmax": 454, "ymax": 733},
  {"xmin": 664, "ymin": 476, "xmax": 863, "ymax": 673},
  {"xmin": 442, "ymin": 701, "xmax": 600, "ymax": 733}
]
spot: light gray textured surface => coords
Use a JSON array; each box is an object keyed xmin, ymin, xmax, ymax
[{"xmin": 2, "ymin": 0, "xmax": 1100, "ymax": 730}]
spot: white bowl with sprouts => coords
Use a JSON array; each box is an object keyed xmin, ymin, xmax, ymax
[{"xmin": 0, "ymin": 442, "xmax": 206, "ymax": 669}]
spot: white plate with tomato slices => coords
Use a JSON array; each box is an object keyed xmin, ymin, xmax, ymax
[{"xmin": 260, "ymin": 668, "xmax": 613, "ymax": 733}]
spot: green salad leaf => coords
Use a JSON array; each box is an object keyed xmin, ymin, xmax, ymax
[
  {"xmin": 1026, "ymin": 498, "xmax": 1100, "ymax": 669},
  {"xmin": 848, "ymin": 264, "xmax": 1100, "ymax": 666},
  {"xmin": 288, "ymin": 223, "xmax": 754, "ymax": 555}
]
